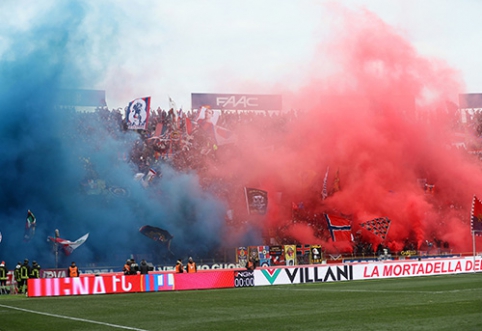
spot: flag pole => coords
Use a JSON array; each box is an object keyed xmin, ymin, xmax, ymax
[
  {"xmin": 244, "ymin": 187, "xmax": 250, "ymax": 214},
  {"xmin": 473, "ymin": 230, "xmax": 476, "ymax": 273},
  {"xmin": 383, "ymin": 217, "xmax": 391, "ymax": 245},
  {"xmin": 55, "ymin": 229, "xmax": 59, "ymax": 269}
]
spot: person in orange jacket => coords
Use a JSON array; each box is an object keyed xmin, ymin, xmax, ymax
[
  {"xmin": 186, "ymin": 257, "xmax": 197, "ymax": 273},
  {"xmin": 68, "ymin": 261, "xmax": 79, "ymax": 277},
  {"xmin": 175, "ymin": 259, "xmax": 184, "ymax": 273},
  {"xmin": 123, "ymin": 259, "xmax": 131, "ymax": 275}
]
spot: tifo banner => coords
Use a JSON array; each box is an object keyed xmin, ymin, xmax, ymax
[
  {"xmin": 310, "ymin": 245, "xmax": 323, "ymax": 264},
  {"xmin": 244, "ymin": 187, "xmax": 268, "ymax": 215},
  {"xmin": 284, "ymin": 245, "xmax": 296, "ymax": 266},
  {"xmin": 296, "ymin": 244, "xmax": 311, "ymax": 265},
  {"xmin": 269, "ymin": 245, "xmax": 285, "ymax": 266},
  {"xmin": 126, "ymin": 96, "xmax": 151, "ymax": 130},
  {"xmin": 257, "ymin": 245, "xmax": 271, "ymax": 267},
  {"xmin": 237, "ymin": 247, "xmax": 248, "ymax": 268},
  {"xmin": 191, "ymin": 93, "xmax": 282, "ymax": 111},
  {"xmin": 248, "ymin": 246, "xmax": 259, "ymax": 261}
]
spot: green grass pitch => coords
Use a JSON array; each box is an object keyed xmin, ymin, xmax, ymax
[{"xmin": 0, "ymin": 273, "xmax": 481, "ymax": 331}]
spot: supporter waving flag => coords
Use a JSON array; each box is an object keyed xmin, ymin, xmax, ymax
[
  {"xmin": 126, "ymin": 96, "xmax": 151, "ymax": 130},
  {"xmin": 48, "ymin": 231, "xmax": 89, "ymax": 256},
  {"xmin": 139, "ymin": 225, "xmax": 173, "ymax": 251},
  {"xmin": 24, "ymin": 209, "xmax": 37, "ymax": 242},
  {"xmin": 321, "ymin": 166, "xmax": 329, "ymax": 200}
]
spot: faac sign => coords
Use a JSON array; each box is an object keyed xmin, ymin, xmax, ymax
[{"xmin": 191, "ymin": 93, "xmax": 282, "ymax": 111}]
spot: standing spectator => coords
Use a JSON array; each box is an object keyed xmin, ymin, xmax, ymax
[
  {"xmin": 186, "ymin": 257, "xmax": 197, "ymax": 273},
  {"xmin": 30, "ymin": 261, "xmax": 41, "ymax": 278},
  {"xmin": 123, "ymin": 259, "xmax": 131, "ymax": 275},
  {"xmin": 19, "ymin": 259, "xmax": 30, "ymax": 294},
  {"xmin": 68, "ymin": 261, "xmax": 79, "ymax": 277},
  {"xmin": 0, "ymin": 261, "xmax": 7, "ymax": 294},
  {"xmin": 139, "ymin": 259, "xmax": 149, "ymax": 275},
  {"xmin": 129, "ymin": 258, "xmax": 139, "ymax": 275},
  {"xmin": 246, "ymin": 257, "xmax": 256, "ymax": 271},
  {"xmin": 175, "ymin": 259, "xmax": 184, "ymax": 273}
]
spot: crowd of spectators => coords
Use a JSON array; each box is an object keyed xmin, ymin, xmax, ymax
[{"xmin": 67, "ymin": 104, "xmax": 481, "ymax": 257}]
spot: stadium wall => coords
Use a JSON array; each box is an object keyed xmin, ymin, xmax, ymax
[{"xmin": 27, "ymin": 256, "xmax": 482, "ymax": 297}]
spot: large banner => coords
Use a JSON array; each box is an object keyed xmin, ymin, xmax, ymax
[
  {"xmin": 459, "ymin": 93, "xmax": 482, "ymax": 109},
  {"xmin": 257, "ymin": 245, "xmax": 271, "ymax": 267},
  {"xmin": 27, "ymin": 271, "xmax": 233, "ymax": 297},
  {"xmin": 191, "ymin": 93, "xmax": 282, "ymax": 111},
  {"xmin": 126, "ymin": 96, "xmax": 151, "ymax": 130},
  {"xmin": 254, "ymin": 264, "xmax": 354, "ymax": 286},
  {"xmin": 237, "ymin": 247, "xmax": 248, "ymax": 268},
  {"xmin": 354, "ymin": 257, "xmax": 482, "ymax": 280},
  {"xmin": 284, "ymin": 245, "xmax": 296, "ymax": 266},
  {"xmin": 244, "ymin": 187, "xmax": 268, "ymax": 215},
  {"xmin": 269, "ymin": 245, "xmax": 285, "ymax": 266},
  {"xmin": 28, "ymin": 273, "xmax": 174, "ymax": 297},
  {"xmin": 296, "ymin": 244, "xmax": 311, "ymax": 265}
]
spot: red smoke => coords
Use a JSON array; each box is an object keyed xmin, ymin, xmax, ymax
[{"xmin": 214, "ymin": 6, "xmax": 482, "ymax": 254}]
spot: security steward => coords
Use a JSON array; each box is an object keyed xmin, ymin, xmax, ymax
[
  {"xmin": 0, "ymin": 261, "xmax": 8, "ymax": 294},
  {"xmin": 68, "ymin": 261, "xmax": 79, "ymax": 277},
  {"xmin": 186, "ymin": 257, "xmax": 197, "ymax": 273},
  {"xmin": 175, "ymin": 259, "xmax": 184, "ymax": 273},
  {"xmin": 14, "ymin": 262, "xmax": 21, "ymax": 294},
  {"xmin": 19, "ymin": 259, "xmax": 31, "ymax": 294},
  {"xmin": 30, "ymin": 261, "xmax": 41, "ymax": 278}
]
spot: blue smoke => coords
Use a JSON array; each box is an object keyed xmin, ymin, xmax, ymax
[{"xmin": 0, "ymin": 1, "xmax": 226, "ymax": 268}]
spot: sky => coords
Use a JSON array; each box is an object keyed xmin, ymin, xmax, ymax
[
  {"xmin": 2, "ymin": 0, "xmax": 481, "ymax": 110},
  {"xmin": 1, "ymin": 0, "xmax": 482, "ymax": 269}
]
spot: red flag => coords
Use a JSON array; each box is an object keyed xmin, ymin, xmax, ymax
[
  {"xmin": 471, "ymin": 195, "xmax": 482, "ymax": 235},
  {"xmin": 154, "ymin": 123, "xmax": 163, "ymax": 136},
  {"xmin": 214, "ymin": 125, "xmax": 236, "ymax": 145},
  {"xmin": 185, "ymin": 117, "xmax": 193, "ymax": 135},
  {"xmin": 325, "ymin": 214, "xmax": 352, "ymax": 242},
  {"xmin": 48, "ymin": 232, "xmax": 89, "ymax": 256}
]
